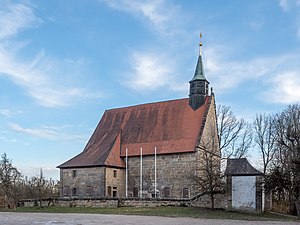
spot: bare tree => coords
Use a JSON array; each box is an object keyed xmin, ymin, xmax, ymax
[
  {"xmin": 273, "ymin": 104, "xmax": 300, "ymax": 201},
  {"xmin": 217, "ymin": 105, "xmax": 252, "ymax": 159},
  {"xmin": 192, "ymin": 146, "xmax": 223, "ymax": 210},
  {"xmin": 190, "ymin": 122, "xmax": 223, "ymax": 210},
  {"xmin": 253, "ymin": 113, "xmax": 276, "ymax": 175},
  {"xmin": 31, "ymin": 169, "xmax": 47, "ymax": 207},
  {"xmin": 25, "ymin": 169, "xmax": 59, "ymax": 207},
  {"xmin": 0, "ymin": 153, "xmax": 21, "ymax": 209}
]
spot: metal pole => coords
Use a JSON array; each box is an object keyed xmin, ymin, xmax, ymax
[
  {"xmin": 140, "ymin": 147, "xmax": 143, "ymax": 198},
  {"xmin": 154, "ymin": 147, "xmax": 157, "ymax": 198},
  {"xmin": 125, "ymin": 148, "xmax": 128, "ymax": 198}
]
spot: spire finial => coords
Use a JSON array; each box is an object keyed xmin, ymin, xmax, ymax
[{"xmin": 199, "ymin": 33, "xmax": 203, "ymax": 56}]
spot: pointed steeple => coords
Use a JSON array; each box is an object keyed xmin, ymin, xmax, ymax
[
  {"xmin": 189, "ymin": 33, "xmax": 210, "ymax": 110},
  {"xmin": 190, "ymin": 55, "xmax": 206, "ymax": 82},
  {"xmin": 190, "ymin": 33, "xmax": 206, "ymax": 82}
]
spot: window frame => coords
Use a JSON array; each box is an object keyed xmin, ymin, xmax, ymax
[
  {"xmin": 112, "ymin": 186, "xmax": 118, "ymax": 197},
  {"xmin": 107, "ymin": 186, "xmax": 112, "ymax": 197},
  {"xmin": 72, "ymin": 187, "xmax": 78, "ymax": 196},
  {"xmin": 163, "ymin": 187, "xmax": 171, "ymax": 198},
  {"xmin": 72, "ymin": 170, "xmax": 77, "ymax": 178},
  {"xmin": 182, "ymin": 187, "xmax": 190, "ymax": 199},
  {"xmin": 113, "ymin": 170, "xmax": 117, "ymax": 178}
]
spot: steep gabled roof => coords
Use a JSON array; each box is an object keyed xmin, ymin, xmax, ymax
[
  {"xmin": 225, "ymin": 158, "xmax": 262, "ymax": 176},
  {"xmin": 58, "ymin": 97, "xmax": 210, "ymax": 169}
]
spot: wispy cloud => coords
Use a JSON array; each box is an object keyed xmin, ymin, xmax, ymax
[
  {"xmin": 265, "ymin": 71, "xmax": 300, "ymax": 104},
  {"xmin": 9, "ymin": 123, "xmax": 87, "ymax": 142},
  {"xmin": 248, "ymin": 19, "xmax": 265, "ymax": 31},
  {"xmin": 0, "ymin": 136, "xmax": 17, "ymax": 143},
  {"xmin": 100, "ymin": 0, "xmax": 183, "ymax": 35},
  {"xmin": 101, "ymin": 0, "xmax": 193, "ymax": 93},
  {"xmin": 0, "ymin": 1, "xmax": 103, "ymax": 107},
  {"xmin": 206, "ymin": 45, "xmax": 300, "ymax": 104},
  {"xmin": 125, "ymin": 51, "xmax": 174, "ymax": 91},
  {"xmin": 278, "ymin": 0, "xmax": 300, "ymax": 39},
  {"xmin": 278, "ymin": 0, "xmax": 290, "ymax": 11},
  {"xmin": 0, "ymin": 109, "xmax": 17, "ymax": 117},
  {"xmin": 278, "ymin": 0, "xmax": 300, "ymax": 11},
  {"xmin": 0, "ymin": 2, "xmax": 41, "ymax": 39}
]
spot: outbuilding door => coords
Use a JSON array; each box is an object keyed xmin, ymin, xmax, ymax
[{"xmin": 232, "ymin": 176, "xmax": 256, "ymax": 211}]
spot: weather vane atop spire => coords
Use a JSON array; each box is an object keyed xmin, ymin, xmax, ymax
[{"xmin": 199, "ymin": 33, "xmax": 203, "ymax": 56}]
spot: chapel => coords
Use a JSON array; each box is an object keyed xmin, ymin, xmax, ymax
[{"xmin": 57, "ymin": 37, "xmax": 220, "ymax": 199}]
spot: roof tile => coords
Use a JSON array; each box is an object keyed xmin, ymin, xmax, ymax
[{"xmin": 58, "ymin": 97, "xmax": 209, "ymax": 168}]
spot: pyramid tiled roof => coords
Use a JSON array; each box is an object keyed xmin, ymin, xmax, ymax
[{"xmin": 225, "ymin": 158, "xmax": 262, "ymax": 176}]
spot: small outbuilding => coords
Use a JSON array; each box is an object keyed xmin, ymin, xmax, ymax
[{"xmin": 225, "ymin": 158, "xmax": 263, "ymax": 212}]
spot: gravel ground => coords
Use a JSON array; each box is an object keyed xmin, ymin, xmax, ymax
[{"xmin": 0, "ymin": 212, "xmax": 299, "ymax": 225}]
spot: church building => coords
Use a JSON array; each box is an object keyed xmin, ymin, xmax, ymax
[{"xmin": 57, "ymin": 38, "xmax": 220, "ymax": 199}]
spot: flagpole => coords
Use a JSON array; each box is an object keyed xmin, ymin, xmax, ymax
[
  {"xmin": 154, "ymin": 146, "xmax": 157, "ymax": 198},
  {"xmin": 140, "ymin": 147, "xmax": 143, "ymax": 198},
  {"xmin": 125, "ymin": 148, "xmax": 128, "ymax": 198}
]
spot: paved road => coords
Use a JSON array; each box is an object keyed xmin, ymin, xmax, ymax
[{"xmin": 0, "ymin": 212, "xmax": 299, "ymax": 225}]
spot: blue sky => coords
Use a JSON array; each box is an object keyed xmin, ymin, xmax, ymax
[{"xmin": 1, "ymin": 0, "xmax": 300, "ymax": 179}]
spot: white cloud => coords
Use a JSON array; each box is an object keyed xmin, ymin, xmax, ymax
[
  {"xmin": 248, "ymin": 20, "xmax": 265, "ymax": 31},
  {"xmin": 101, "ymin": 0, "xmax": 193, "ymax": 93},
  {"xmin": 9, "ymin": 123, "xmax": 87, "ymax": 142},
  {"xmin": 0, "ymin": 109, "xmax": 13, "ymax": 117},
  {"xmin": 278, "ymin": 0, "xmax": 300, "ymax": 11},
  {"xmin": 101, "ymin": 0, "xmax": 181, "ymax": 35},
  {"xmin": 206, "ymin": 46, "xmax": 300, "ymax": 104},
  {"xmin": 0, "ymin": 2, "xmax": 103, "ymax": 108},
  {"xmin": 0, "ymin": 2, "xmax": 40, "ymax": 39},
  {"xmin": 0, "ymin": 108, "xmax": 22, "ymax": 117},
  {"xmin": 278, "ymin": 0, "xmax": 300, "ymax": 39},
  {"xmin": 0, "ymin": 136, "xmax": 17, "ymax": 143},
  {"xmin": 125, "ymin": 51, "xmax": 173, "ymax": 91},
  {"xmin": 265, "ymin": 71, "xmax": 300, "ymax": 104},
  {"xmin": 279, "ymin": 0, "xmax": 289, "ymax": 11},
  {"xmin": 9, "ymin": 123, "xmax": 58, "ymax": 140}
]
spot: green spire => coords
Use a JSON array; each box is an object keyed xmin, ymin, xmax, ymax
[
  {"xmin": 190, "ymin": 55, "xmax": 206, "ymax": 82},
  {"xmin": 190, "ymin": 33, "xmax": 206, "ymax": 82}
]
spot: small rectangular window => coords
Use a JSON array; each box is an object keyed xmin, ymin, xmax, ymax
[
  {"xmin": 182, "ymin": 188, "xmax": 189, "ymax": 198},
  {"xmin": 113, "ymin": 187, "xmax": 117, "ymax": 197},
  {"xmin": 72, "ymin": 170, "xmax": 77, "ymax": 178},
  {"xmin": 164, "ymin": 187, "xmax": 170, "ymax": 198},
  {"xmin": 72, "ymin": 187, "xmax": 78, "ymax": 196},
  {"xmin": 133, "ymin": 187, "xmax": 139, "ymax": 197},
  {"xmin": 113, "ymin": 170, "xmax": 117, "ymax": 178},
  {"xmin": 107, "ymin": 186, "xmax": 112, "ymax": 197}
]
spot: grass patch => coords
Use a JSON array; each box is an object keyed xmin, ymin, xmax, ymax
[{"xmin": 1, "ymin": 206, "xmax": 297, "ymax": 221}]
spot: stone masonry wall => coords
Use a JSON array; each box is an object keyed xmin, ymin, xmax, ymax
[
  {"xmin": 126, "ymin": 152, "xmax": 198, "ymax": 198},
  {"xmin": 60, "ymin": 167, "xmax": 105, "ymax": 198},
  {"xmin": 200, "ymin": 95, "xmax": 220, "ymax": 156},
  {"xmin": 105, "ymin": 167, "xmax": 126, "ymax": 197},
  {"xmin": 21, "ymin": 194, "xmax": 228, "ymax": 209}
]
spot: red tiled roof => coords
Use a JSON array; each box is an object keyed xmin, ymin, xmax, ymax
[{"xmin": 58, "ymin": 97, "xmax": 210, "ymax": 168}]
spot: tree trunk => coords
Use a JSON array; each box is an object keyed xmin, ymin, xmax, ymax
[
  {"xmin": 295, "ymin": 201, "xmax": 300, "ymax": 219},
  {"xmin": 210, "ymin": 193, "xmax": 215, "ymax": 211}
]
